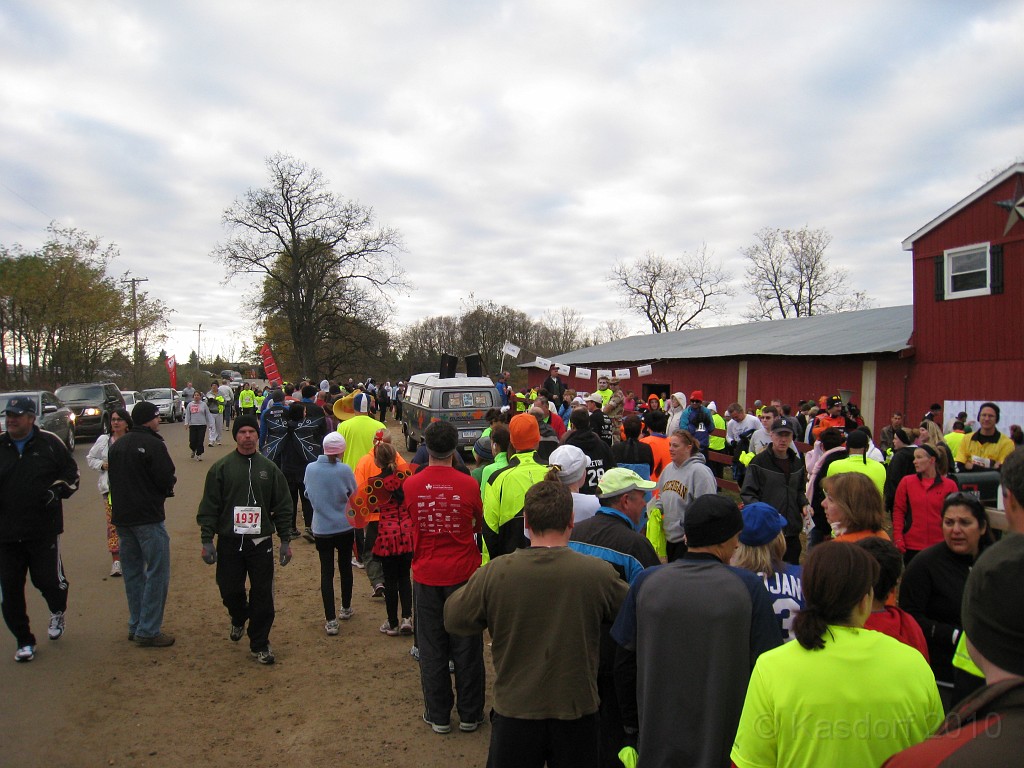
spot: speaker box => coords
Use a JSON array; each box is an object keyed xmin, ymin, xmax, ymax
[
  {"xmin": 439, "ymin": 354, "xmax": 458, "ymax": 379},
  {"xmin": 464, "ymin": 353, "xmax": 483, "ymax": 378}
]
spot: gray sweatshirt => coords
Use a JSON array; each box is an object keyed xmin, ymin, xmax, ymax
[{"xmin": 655, "ymin": 453, "xmax": 718, "ymax": 543}]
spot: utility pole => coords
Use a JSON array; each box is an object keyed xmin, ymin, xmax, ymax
[
  {"xmin": 122, "ymin": 276, "xmax": 148, "ymax": 390},
  {"xmin": 195, "ymin": 323, "xmax": 203, "ymax": 375}
]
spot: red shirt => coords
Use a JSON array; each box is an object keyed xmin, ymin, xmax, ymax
[
  {"xmin": 403, "ymin": 466, "xmax": 483, "ymax": 586},
  {"xmin": 865, "ymin": 606, "xmax": 930, "ymax": 662}
]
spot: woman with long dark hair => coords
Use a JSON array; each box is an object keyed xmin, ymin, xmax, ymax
[
  {"xmin": 86, "ymin": 407, "xmax": 133, "ymax": 576},
  {"xmin": 731, "ymin": 542, "xmax": 943, "ymax": 767}
]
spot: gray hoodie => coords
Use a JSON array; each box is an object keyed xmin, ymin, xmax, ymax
[{"xmin": 655, "ymin": 452, "xmax": 717, "ymax": 543}]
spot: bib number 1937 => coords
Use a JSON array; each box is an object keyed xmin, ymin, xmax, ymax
[{"xmin": 233, "ymin": 506, "xmax": 262, "ymax": 535}]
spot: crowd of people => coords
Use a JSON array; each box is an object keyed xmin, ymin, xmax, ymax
[{"xmin": 1, "ymin": 372, "xmax": 1022, "ymax": 767}]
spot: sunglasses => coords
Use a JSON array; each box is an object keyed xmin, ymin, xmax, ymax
[{"xmin": 945, "ymin": 491, "xmax": 980, "ymax": 503}]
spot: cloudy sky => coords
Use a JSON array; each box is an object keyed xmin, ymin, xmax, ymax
[{"xmin": 1, "ymin": 1, "xmax": 1021, "ymax": 366}]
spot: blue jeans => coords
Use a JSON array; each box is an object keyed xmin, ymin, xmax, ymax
[{"xmin": 117, "ymin": 522, "xmax": 171, "ymax": 638}]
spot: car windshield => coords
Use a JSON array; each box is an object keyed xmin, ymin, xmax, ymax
[
  {"xmin": 55, "ymin": 385, "xmax": 103, "ymax": 401},
  {"xmin": 142, "ymin": 389, "xmax": 173, "ymax": 399},
  {"xmin": 1, "ymin": 393, "xmax": 42, "ymax": 411}
]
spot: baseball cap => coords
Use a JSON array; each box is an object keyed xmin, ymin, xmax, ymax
[
  {"xmin": 4, "ymin": 396, "xmax": 36, "ymax": 415},
  {"xmin": 828, "ymin": 395, "xmax": 843, "ymax": 408},
  {"xmin": 597, "ymin": 467, "xmax": 657, "ymax": 499},
  {"xmin": 588, "ymin": 392, "xmax": 603, "ymax": 405},
  {"xmin": 352, "ymin": 392, "xmax": 371, "ymax": 414},
  {"xmin": 739, "ymin": 502, "xmax": 787, "ymax": 547},
  {"xmin": 771, "ymin": 416, "xmax": 799, "ymax": 434},
  {"xmin": 548, "ymin": 444, "xmax": 588, "ymax": 484}
]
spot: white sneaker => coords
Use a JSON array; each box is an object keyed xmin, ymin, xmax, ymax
[
  {"xmin": 110, "ymin": 560, "xmax": 122, "ymax": 577},
  {"xmin": 325, "ymin": 619, "xmax": 340, "ymax": 636},
  {"xmin": 351, "ymin": 557, "xmax": 365, "ymax": 569},
  {"xmin": 48, "ymin": 611, "xmax": 65, "ymax": 640},
  {"xmin": 339, "ymin": 607, "xmax": 354, "ymax": 620},
  {"xmin": 14, "ymin": 645, "xmax": 34, "ymax": 662}
]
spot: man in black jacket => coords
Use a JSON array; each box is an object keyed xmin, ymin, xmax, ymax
[
  {"xmin": 0, "ymin": 396, "xmax": 79, "ymax": 662},
  {"xmin": 109, "ymin": 401, "xmax": 177, "ymax": 647},
  {"xmin": 565, "ymin": 409, "xmax": 617, "ymax": 495}
]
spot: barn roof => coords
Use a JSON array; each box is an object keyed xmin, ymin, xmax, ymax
[
  {"xmin": 535, "ymin": 305, "xmax": 913, "ymax": 366},
  {"xmin": 902, "ymin": 163, "xmax": 1024, "ymax": 250}
]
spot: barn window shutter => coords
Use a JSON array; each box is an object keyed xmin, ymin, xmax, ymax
[
  {"xmin": 990, "ymin": 244, "xmax": 1004, "ymax": 294},
  {"xmin": 934, "ymin": 255, "xmax": 945, "ymax": 301}
]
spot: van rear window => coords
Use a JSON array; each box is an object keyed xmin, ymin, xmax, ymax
[{"xmin": 445, "ymin": 392, "xmax": 490, "ymax": 409}]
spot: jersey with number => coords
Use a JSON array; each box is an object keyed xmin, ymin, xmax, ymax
[
  {"xmin": 564, "ymin": 428, "xmax": 617, "ymax": 495},
  {"xmin": 757, "ymin": 562, "xmax": 804, "ymax": 643}
]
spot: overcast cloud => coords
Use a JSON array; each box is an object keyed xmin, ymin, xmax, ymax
[{"xmin": 1, "ymin": 1, "xmax": 1021, "ymax": 365}]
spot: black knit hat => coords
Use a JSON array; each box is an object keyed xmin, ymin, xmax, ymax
[
  {"xmin": 683, "ymin": 495, "xmax": 744, "ymax": 548},
  {"xmin": 962, "ymin": 535, "xmax": 1024, "ymax": 676},
  {"xmin": 131, "ymin": 401, "xmax": 160, "ymax": 425},
  {"xmin": 232, "ymin": 415, "xmax": 260, "ymax": 440}
]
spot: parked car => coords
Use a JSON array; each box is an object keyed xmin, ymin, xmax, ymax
[
  {"xmin": 141, "ymin": 387, "xmax": 184, "ymax": 422},
  {"xmin": 54, "ymin": 382, "xmax": 124, "ymax": 438},
  {"xmin": 400, "ymin": 373, "xmax": 499, "ymax": 453},
  {"xmin": 121, "ymin": 390, "xmax": 144, "ymax": 408},
  {"xmin": 0, "ymin": 390, "xmax": 76, "ymax": 451}
]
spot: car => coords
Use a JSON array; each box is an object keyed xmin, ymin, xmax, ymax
[
  {"xmin": 400, "ymin": 372, "xmax": 499, "ymax": 453},
  {"xmin": 54, "ymin": 382, "xmax": 125, "ymax": 438},
  {"xmin": 121, "ymin": 390, "xmax": 144, "ymax": 408},
  {"xmin": 0, "ymin": 390, "xmax": 76, "ymax": 451},
  {"xmin": 141, "ymin": 387, "xmax": 184, "ymax": 422}
]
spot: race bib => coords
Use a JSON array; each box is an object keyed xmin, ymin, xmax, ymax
[
  {"xmin": 970, "ymin": 455, "xmax": 992, "ymax": 468},
  {"xmin": 233, "ymin": 506, "xmax": 262, "ymax": 534}
]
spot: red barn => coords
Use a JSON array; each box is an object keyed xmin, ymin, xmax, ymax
[{"xmin": 526, "ymin": 163, "xmax": 1024, "ymax": 434}]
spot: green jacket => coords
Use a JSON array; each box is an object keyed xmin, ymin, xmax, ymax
[
  {"xmin": 482, "ymin": 450, "xmax": 548, "ymax": 559},
  {"xmin": 197, "ymin": 450, "xmax": 293, "ymax": 542}
]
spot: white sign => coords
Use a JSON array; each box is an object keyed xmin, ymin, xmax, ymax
[
  {"xmin": 596, "ymin": 369, "xmax": 612, "ymax": 379},
  {"xmin": 501, "ymin": 341, "xmax": 521, "ymax": 357},
  {"xmin": 557, "ymin": 364, "xmax": 570, "ymax": 376},
  {"xmin": 615, "ymin": 368, "xmax": 631, "ymax": 379},
  {"xmin": 535, "ymin": 356, "xmax": 552, "ymax": 370},
  {"xmin": 575, "ymin": 367, "xmax": 592, "ymax": 379},
  {"xmin": 636, "ymin": 364, "xmax": 653, "ymax": 377}
]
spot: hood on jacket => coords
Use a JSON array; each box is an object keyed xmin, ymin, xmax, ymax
[
  {"xmin": 681, "ymin": 452, "xmax": 708, "ymax": 469},
  {"xmin": 669, "ymin": 392, "xmax": 687, "ymax": 412}
]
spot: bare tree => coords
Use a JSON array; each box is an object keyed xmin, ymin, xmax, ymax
[
  {"xmin": 742, "ymin": 225, "xmax": 871, "ymax": 320},
  {"xmin": 214, "ymin": 153, "xmax": 405, "ymax": 376},
  {"xmin": 607, "ymin": 244, "xmax": 733, "ymax": 333},
  {"xmin": 590, "ymin": 318, "xmax": 635, "ymax": 345}
]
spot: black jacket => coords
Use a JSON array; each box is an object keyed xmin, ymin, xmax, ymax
[
  {"xmin": 740, "ymin": 447, "xmax": 808, "ymax": 535},
  {"xmin": 564, "ymin": 428, "xmax": 617, "ymax": 495},
  {"xmin": 108, "ymin": 426, "xmax": 176, "ymax": 527},
  {"xmin": 0, "ymin": 426, "xmax": 79, "ymax": 542}
]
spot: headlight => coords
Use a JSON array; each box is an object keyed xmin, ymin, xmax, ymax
[
  {"xmin": 82, "ymin": 407, "xmax": 100, "ymax": 416},
  {"xmin": 68, "ymin": 413, "xmax": 76, "ymax": 422}
]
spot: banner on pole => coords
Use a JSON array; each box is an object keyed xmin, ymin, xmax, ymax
[
  {"xmin": 636, "ymin": 364, "xmax": 653, "ymax": 377},
  {"xmin": 535, "ymin": 356, "xmax": 552, "ymax": 370},
  {"xmin": 165, "ymin": 355, "xmax": 177, "ymax": 389},
  {"xmin": 501, "ymin": 341, "xmax": 521, "ymax": 357},
  {"xmin": 259, "ymin": 343, "xmax": 284, "ymax": 386},
  {"xmin": 556, "ymin": 364, "xmax": 570, "ymax": 376},
  {"xmin": 596, "ymin": 369, "xmax": 612, "ymax": 379},
  {"xmin": 575, "ymin": 367, "xmax": 592, "ymax": 379},
  {"xmin": 615, "ymin": 368, "xmax": 631, "ymax": 379}
]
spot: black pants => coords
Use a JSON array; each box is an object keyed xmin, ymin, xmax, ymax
[
  {"xmin": 378, "ymin": 553, "xmax": 412, "ymax": 626},
  {"xmin": 285, "ymin": 476, "xmax": 310, "ymax": 532},
  {"xmin": 188, "ymin": 425, "xmax": 206, "ymax": 456},
  {"xmin": 314, "ymin": 531, "xmax": 354, "ymax": 621},
  {"xmin": 414, "ymin": 581, "xmax": 485, "ymax": 727},
  {"xmin": 216, "ymin": 536, "xmax": 275, "ymax": 652},
  {"xmin": 0, "ymin": 537, "xmax": 68, "ymax": 647},
  {"xmin": 487, "ymin": 712, "xmax": 599, "ymax": 768},
  {"xmin": 783, "ymin": 534, "xmax": 802, "ymax": 565},
  {"xmin": 665, "ymin": 540, "xmax": 688, "ymax": 562}
]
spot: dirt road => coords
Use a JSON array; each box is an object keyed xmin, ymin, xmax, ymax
[{"xmin": 0, "ymin": 418, "xmax": 491, "ymax": 768}]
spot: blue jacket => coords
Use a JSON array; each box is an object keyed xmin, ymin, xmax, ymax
[{"xmin": 303, "ymin": 455, "xmax": 357, "ymax": 536}]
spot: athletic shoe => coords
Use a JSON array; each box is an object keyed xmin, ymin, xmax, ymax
[
  {"xmin": 135, "ymin": 632, "xmax": 175, "ymax": 647},
  {"xmin": 399, "ymin": 617, "xmax": 414, "ymax": 635},
  {"xmin": 410, "ymin": 645, "xmax": 420, "ymax": 661},
  {"xmin": 48, "ymin": 611, "xmax": 65, "ymax": 640},
  {"xmin": 302, "ymin": 530, "xmax": 315, "ymax": 543},
  {"xmin": 14, "ymin": 645, "xmax": 35, "ymax": 662},
  {"xmin": 110, "ymin": 560, "xmax": 122, "ymax": 577},
  {"xmin": 379, "ymin": 621, "xmax": 400, "ymax": 637},
  {"xmin": 351, "ymin": 557, "xmax": 365, "ymax": 570},
  {"xmin": 422, "ymin": 713, "xmax": 451, "ymax": 734},
  {"xmin": 190, "ymin": 451, "xmax": 195, "ymax": 459},
  {"xmin": 449, "ymin": 660, "xmax": 456, "ymax": 673},
  {"xmin": 325, "ymin": 619, "xmax": 340, "ymax": 636},
  {"xmin": 372, "ymin": 583, "xmax": 386, "ymax": 598},
  {"xmin": 196, "ymin": 455, "xmax": 203, "ymax": 461},
  {"xmin": 339, "ymin": 607, "xmax": 354, "ymax": 620},
  {"xmin": 229, "ymin": 622, "xmax": 245, "ymax": 642},
  {"xmin": 460, "ymin": 719, "xmax": 485, "ymax": 733},
  {"xmin": 252, "ymin": 647, "xmax": 275, "ymax": 664},
  {"xmin": 208, "ymin": 442, "xmax": 215, "ymax": 447}
]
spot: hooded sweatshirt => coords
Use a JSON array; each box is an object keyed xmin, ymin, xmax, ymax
[
  {"xmin": 666, "ymin": 392, "xmax": 687, "ymax": 435},
  {"xmin": 656, "ymin": 453, "xmax": 717, "ymax": 543},
  {"xmin": 865, "ymin": 606, "xmax": 930, "ymax": 662},
  {"xmin": 564, "ymin": 428, "xmax": 617, "ymax": 495}
]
